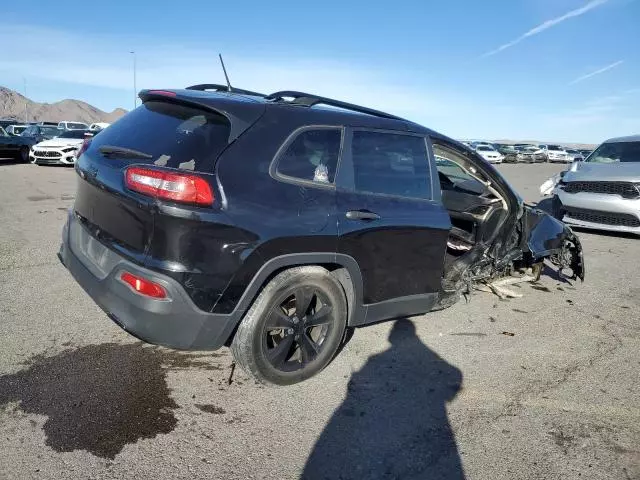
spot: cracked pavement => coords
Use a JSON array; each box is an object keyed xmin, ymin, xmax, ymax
[{"xmin": 0, "ymin": 161, "xmax": 638, "ymax": 479}]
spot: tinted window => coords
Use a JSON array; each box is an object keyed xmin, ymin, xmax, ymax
[
  {"xmin": 351, "ymin": 131, "xmax": 431, "ymax": 199},
  {"xmin": 68, "ymin": 122, "xmax": 88, "ymax": 129},
  {"xmin": 276, "ymin": 128, "xmax": 341, "ymax": 184},
  {"xmin": 587, "ymin": 141, "xmax": 640, "ymax": 163},
  {"xmin": 87, "ymin": 101, "xmax": 231, "ymax": 172},
  {"xmin": 41, "ymin": 127, "xmax": 60, "ymax": 137},
  {"xmin": 59, "ymin": 130, "xmax": 88, "ymax": 139}
]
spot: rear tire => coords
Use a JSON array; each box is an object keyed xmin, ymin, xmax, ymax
[{"xmin": 230, "ymin": 266, "xmax": 347, "ymax": 386}]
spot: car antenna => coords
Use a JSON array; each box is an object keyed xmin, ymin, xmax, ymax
[{"xmin": 218, "ymin": 54, "xmax": 233, "ymax": 92}]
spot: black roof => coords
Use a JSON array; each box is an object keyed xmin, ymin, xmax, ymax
[{"xmin": 139, "ymin": 87, "xmax": 438, "ymax": 138}]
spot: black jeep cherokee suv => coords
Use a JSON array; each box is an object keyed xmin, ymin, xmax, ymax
[{"xmin": 59, "ymin": 85, "xmax": 584, "ymax": 385}]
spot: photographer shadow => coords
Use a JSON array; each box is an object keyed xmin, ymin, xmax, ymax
[{"xmin": 303, "ymin": 319, "xmax": 465, "ymax": 480}]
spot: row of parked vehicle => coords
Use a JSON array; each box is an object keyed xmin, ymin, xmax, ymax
[
  {"xmin": 0, "ymin": 119, "xmax": 109, "ymax": 165},
  {"xmin": 461, "ymin": 140, "xmax": 593, "ymax": 164}
]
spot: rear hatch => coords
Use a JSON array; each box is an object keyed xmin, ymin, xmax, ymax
[{"xmin": 73, "ymin": 93, "xmax": 259, "ymax": 265}]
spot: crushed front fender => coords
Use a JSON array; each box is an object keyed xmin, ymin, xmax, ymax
[{"xmin": 523, "ymin": 206, "xmax": 585, "ymax": 281}]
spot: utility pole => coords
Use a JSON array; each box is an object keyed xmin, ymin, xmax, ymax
[
  {"xmin": 130, "ymin": 51, "xmax": 137, "ymax": 109},
  {"xmin": 23, "ymin": 78, "xmax": 28, "ymax": 123}
]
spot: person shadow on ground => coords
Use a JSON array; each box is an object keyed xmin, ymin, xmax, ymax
[{"xmin": 302, "ymin": 319, "xmax": 465, "ymax": 480}]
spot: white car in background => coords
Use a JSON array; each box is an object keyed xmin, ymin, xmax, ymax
[
  {"xmin": 475, "ymin": 145, "xmax": 504, "ymax": 164},
  {"xmin": 57, "ymin": 121, "xmax": 89, "ymax": 131},
  {"xmin": 89, "ymin": 122, "xmax": 110, "ymax": 132},
  {"xmin": 30, "ymin": 129, "xmax": 89, "ymax": 166},
  {"xmin": 516, "ymin": 145, "xmax": 546, "ymax": 163},
  {"xmin": 539, "ymin": 144, "xmax": 570, "ymax": 163},
  {"xmin": 6, "ymin": 124, "xmax": 28, "ymax": 136},
  {"xmin": 564, "ymin": 148, "xmax": 585, "ymax": 162}
]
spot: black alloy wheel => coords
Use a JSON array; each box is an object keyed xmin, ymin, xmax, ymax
[
  {"xmin": 231, "ymin": 266, "xmax": 348, "ymax": 386},
  {"xmin": 262, "ymin": 287, "xmax": 334, "ymax": 372}
]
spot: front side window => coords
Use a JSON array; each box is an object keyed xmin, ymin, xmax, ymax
[
  {"xmin": 351, "ymin": 131, "xmax": 431, "ymax": 200},
  {"xmin": 276, "ymin": 128, "xmax": 341, "ymax": 184}
]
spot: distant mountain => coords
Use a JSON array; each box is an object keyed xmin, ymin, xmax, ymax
[{"xmin": 0, "ymin": 86, "xmax": 127, "ymax": 125}]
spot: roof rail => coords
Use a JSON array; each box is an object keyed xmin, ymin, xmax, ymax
[
  {"xmin": 185, "ymin": 84, "xmax": 266, "ymax": 97},
  {"xmin": 265, "ymin": 90, "xmax": 405, "ymax": 121}
]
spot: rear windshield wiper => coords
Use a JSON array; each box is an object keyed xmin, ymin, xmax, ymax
[{"xmin": 99, "ymin": 145, "xmax": 153, "ymax": 160}]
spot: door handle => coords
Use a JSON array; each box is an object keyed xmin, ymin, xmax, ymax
[{"xmin": 345, "ymin": 210, "xmax": 381, "ymax": 221}]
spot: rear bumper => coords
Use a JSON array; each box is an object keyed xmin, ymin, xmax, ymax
[{"xmin": 58, "ymin": 212, "xmax": 239, "ymax": 350}]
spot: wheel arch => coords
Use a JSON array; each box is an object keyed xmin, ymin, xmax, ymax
[{"xmin": 224, "ymin": 253, "xmax": 365, "ymax": 346}]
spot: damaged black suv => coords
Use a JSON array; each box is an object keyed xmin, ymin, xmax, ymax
[{"xmin": 58, "ymin": 85, "xmax": 584, "ymax": 385}]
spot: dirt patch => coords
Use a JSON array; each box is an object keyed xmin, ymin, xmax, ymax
[
  {"xmin": 0, "ymin": 342, "xmax": 218, "ymax": 459},
  {"xmin": 531, "ymin": 285, "xmax": 551, "ymax": 292},
  {"xmin": 27, "ymin": 195, "xmax": 54, "ymax": 202},
  {"xmin": 196, "ymin": 404, "xmax": 226, "ymax": 415}
]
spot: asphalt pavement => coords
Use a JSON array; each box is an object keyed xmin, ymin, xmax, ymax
[{"xmin": 0, "ymin": 161, "xmax": 638, "ymax": 480}]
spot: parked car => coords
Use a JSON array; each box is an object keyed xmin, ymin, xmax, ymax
[
  {"xmin": 474, "ymin": 145, "xmax": 504, "ymax": 163},
  {"xmin": 516, "ymin": 145, "xmax": 546, "ymax": 163},
  {"xmin": 89, "ymin": 122, "xmax": 110, "ymax": 132},
  {"xmin": 0, "ymin": 119, "xmax": 16, "ymax": 130},
  {"xmin": 580, "ymin": 149, "xmax": 593, "ymax": 159},
  {"xmin": 539, "ymin": 144, "xmax": 570, "ymax": 163},
  {"xmin": 58, "ymin": 121, "xmax": 89, "ymax": 131},
  {"xmin": 20, "ymin": 124, "xmax": 61, "ymax": 143},
  {"xmin": 58, "ymin": 86, "xmax": 584, "ymax": 385},
  {"xmin": 542, "ymin": 135, "xmax": 640, "ymax": 235},
  {"xmin": 564, "ymin": 149, "xmax": 585, "ymax": 162},
  {"xmin": 0, "ymin": 126, "xmax": 41, "ymax": 162},
  {"xmin": 30, "ymin": 129, "xmax": 89, "ymax": 166},
  {"xmin": 5, "ymin": 124, "xmax": 28, "ymax": 136},
  {"xmin": 493, "ymin": 143, "xmax": 519, "ymax": 163}
]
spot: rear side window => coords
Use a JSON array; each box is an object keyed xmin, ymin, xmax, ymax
[
  {"xmin": 275, "ymin": 128, "xmax": 342, "ymax": 184},
  {"xmin": 351, "ymin": 131, "xmax": 432, "ymax": 199},
  {"xmin": 88, "ymin": 101, "xmax": 231, "ymax": 172}
]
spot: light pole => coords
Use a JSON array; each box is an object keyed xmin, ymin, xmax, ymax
[{"xmin": 130, "ymin": 51, "xmax": 137, "ymax": 109}]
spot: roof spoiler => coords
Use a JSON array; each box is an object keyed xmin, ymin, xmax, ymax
[
  {"xmin": 265, "ymin": 90, "xmax": 406, "ymax": 121},
  {"xmin": 186, "ymin": 84, "xmax": 266, "ymax": 97}
]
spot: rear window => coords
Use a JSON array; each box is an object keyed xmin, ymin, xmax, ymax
[
  {"xmin": 88, "ymin": 101, "xmax": 231, "ymax": 172},
  {"xmin": 41, "ymin": 127, "xmax": 60, "ymax": 137},
  {"xmin": 59, "ymin": 130, "xmax": 88, "ymax": 139},
  {"xmin": 275, "ymin": 128, "xmax": 342, "ymax": 184},
  {"xmin": 68, "ymin": 122, "xmax": 88, "ymax": 129}
]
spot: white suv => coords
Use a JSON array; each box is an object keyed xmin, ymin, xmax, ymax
[{"xmin": 539, "ymin": 144, "xmax": 570, "ymax": 163}]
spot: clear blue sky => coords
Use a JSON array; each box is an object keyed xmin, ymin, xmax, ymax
[{"xmin": 1, "ymin": 0, "xmax": 638, "ymax": 143}]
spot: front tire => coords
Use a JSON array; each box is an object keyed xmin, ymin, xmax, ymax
[
  {"xmin": 230, "ymin": 266, "xmax": 348, "ymax": 386},
  {"xmin": 19, "ymin": 147, "xmax": 29, "ymax": 163}
]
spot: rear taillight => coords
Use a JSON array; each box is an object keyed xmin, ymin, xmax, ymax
[
  {"xmin": 76, "ymin": 138, "xmax": 91, "ymax": 159},
  {"xmin": 125, "ymin": 166, "xmax": 214, "ymax": 206},
  {"xmin": 120, "ymin": 272, "xmax": 167, "ymax": 299}
]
